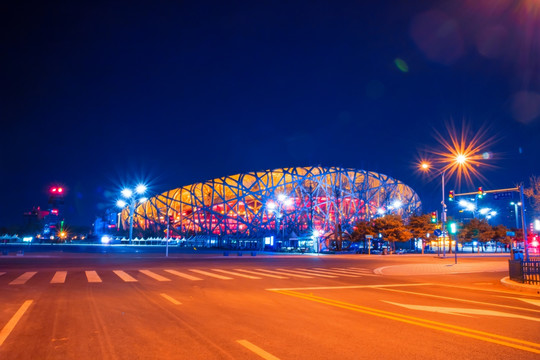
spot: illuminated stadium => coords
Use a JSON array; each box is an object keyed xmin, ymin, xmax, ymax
[{"xmin": 120, "ymin": 167, "xmax": 421, "ymax": 248}]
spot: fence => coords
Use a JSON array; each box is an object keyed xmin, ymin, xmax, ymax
[{"xmin": 508, "ymin": 260, "xmax": 540, "ymax": 285}]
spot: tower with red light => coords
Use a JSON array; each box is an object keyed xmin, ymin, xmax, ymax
[{"xmin": 43, "ymin": 185, "xmax": 66, "ymax": 239}]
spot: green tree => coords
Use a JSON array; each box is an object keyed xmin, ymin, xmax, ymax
[
  {"xmin": 524, "ymin": 175, "xmax": 540, "ymax": 217},
  {"xmin": 350, "ymin": 220, "xmax": 377, "ymax": 250},
  {"xmin": 459, "ymin": 218, "xmax": 493, "ymax": 252},
  {"xmin": 407, "ymin": 214, "xmax": 436, "ymax": 254},
  {"xmin": 374, "ymin": 214, "xmax": 412, "ymax": 252},
  {"xmin": 492, "ymin": 224, "xmax": 511, "ymax": 252}
]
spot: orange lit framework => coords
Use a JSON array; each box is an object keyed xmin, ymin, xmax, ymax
[{"xmin": 120, "ymin": 166, "xmax": 422, "ymax": 237}]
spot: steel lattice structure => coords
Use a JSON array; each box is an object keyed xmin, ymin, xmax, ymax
[{"xmin": 120, "ymin": 166, "xmax": 421, "ymax": 238}]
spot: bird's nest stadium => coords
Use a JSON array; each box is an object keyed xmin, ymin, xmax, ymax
[{"xmin": 119, "ymin": 166, "xmax": 421, "ymax": 248}]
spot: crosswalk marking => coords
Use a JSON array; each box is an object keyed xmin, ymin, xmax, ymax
[
  {"xmin": 164, "ymin": 269, "xmax": 203, "ymax": 281},
  {"xmin": 113, "ymin": 270, "xmax": 138, "ymax": 282},
  {"xmin": 330, "ymin": 267, "xmax": 371, "ymax": 275},
  {"xmin": 234, "ymin": 269, "xmax": 288, "ymax": 279},
  {"xmin": 160, "ymin": 293, "xmax": 182, "ymax": 305},
  {"xmin": 0, "ymin": 266, "xmax": 373, "ymax": 285},
  {"xmin": 85, "ymin": 271, "xmax": 102, "ymax": 283},
  {"xmin": 342, "ymin": 267, "xmax": 378, "ymax": 276},
  {"xmin": 50, "ymin": 271, "xmax": 67, "ymax": 284},
  {"xmin": 9, "ymin": 272, "xmax": 37, "ymax": 285},
  {"xmin": 140, "ymin": 270, "xmax": 171, "ymax": 281},
  {"xmin": 189, "ymin": 269, "xmax": 233, "ymax": 280},
  {"xmin": 255, "ymin": 268, "xmax": 313, "ymax": 279},
  {"xmin": 291, "ymin": 269, "xmax": 337, "ymax": 278},
  {"xmin": 311, "ymin": 268, "xmax": 360, "ymax": 277},
  {"xmin": 212, "ymin": 269, "xmax": 261, "ymax": 279}
]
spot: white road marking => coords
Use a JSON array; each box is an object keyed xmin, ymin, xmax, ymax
[
  {"xmin": 384, "ymin": 301, "xmax": 540, "ymax": 322},
  {"xmin": 311, "ymin": 268, "xmax": 360, "ymax": 277},
  {"xmin": 50, "ymin": 271, "xmax": 67, "ymax": 284},
  {"xmin": 235, "ymin": 269, "xmax": 287, "ymax": 279},
  {"xmin": 378, "ymin": 287, "xmax": 540, "ymax": 314},
  {"xmin": 164, "ymin": 269, "xmax": 203, "ymax": 281},
  {"xmin": 237, "ymin": 339, "xmax": 280, "ymax": 360},
  {"xmin": 334, "ymin": 267, "xmax": 376, "ymax": 275},
  {"xmin": 189, "ymin": 269, "xmax": 233, "ymax": 280},
  {"xmin": 139, "ymin": 270, "xmax": 171, "ymax": 282},
  {"xmin": 276, "ymin": 268, "xmax": 330, "ymax": 278},
  {"xmin": 498, "ymin": 296, "xmax": 540, "ymax": 308},
  {"xmin": 9, "ymin": 272, "xmax": 37, "ymax": 285},
  {"xmin": 113, "ymin": 270, "xmax": 138, "ymax": 282},
  {"xmin": 255, "ymin": 268, "xmax": 312, "ymax": 278},
  {"xmin": 0, "ymin": 300, "xmax": 33, "ymax": 347},
  {"xmin": 85, "ymin": 271, "xmax": 102, "ymax": 283},
  {"xmin": 291, "ymin": 268, "xmax": 337, "ymax": 278},
  {"xmin": 267, "ymin": 283, "xmax": 435, "ymax": 291},
  {"xmin": 212, "ymin": 269, "xmax": 261, "ymax": 279},
  {"xmin": 160, "ymin": 293, "xmax": 181, "ymax": 305},
  {"xmin": 0, "ymin": 272, "xmax": 5, "ymax": 277}
]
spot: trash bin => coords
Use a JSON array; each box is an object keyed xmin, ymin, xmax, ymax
[
  {"xmin": 382, "ymin": 248, "xmax": 388, "ymax": 255},
  {"xmin": 250, "ymin": 251, "xmax": 257, "ymax": 256},
  {"xmin": 223, "ymin": 251, "xmax": 229, "ymax": 256},
  {"xmin": 237, "ymin": 252, "xmax": 243, "ymax": 256}
]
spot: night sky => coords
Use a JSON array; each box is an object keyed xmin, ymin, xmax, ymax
[{"xmin": 2, "ymin": 0, "xmax": 539, "ymax": 227}]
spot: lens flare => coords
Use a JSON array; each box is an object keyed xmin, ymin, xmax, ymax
[
  {"xmin": 432, "ymin": 122, "xmax": 497, "ymax": 187},
  {"xmin": 417, "ymin": 122, "xmax": 497, "ymax": 189}
]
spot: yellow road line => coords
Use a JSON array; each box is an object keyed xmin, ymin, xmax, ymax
[
  {"xmin": 160, "ymin": 293, "xmax": 181, "ymax": 305},
  {"xmin": 237, "ymin": 339, "xmax": 280, "ymax": 360},
  {"xmin": 273, "ymin": 290, "xmax": 540, "ymax": 354},
  {"xmin": 0, "ymin": 300, "xmax": 33, "ymax": 347}
]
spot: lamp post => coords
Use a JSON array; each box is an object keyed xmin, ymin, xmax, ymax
[
  {"xmin": 421, "ymin": 163, "xmax": 448, "ymax": 257},
  {"xmin": 117, "ymin": 184, "xmax": 147, "ymax": 244},
  {"xmin": 510, "ymin": 202, "xmax": 521, "ymax": 230},
  {"xmin": 420, "ymin": 153, "xmax": 468, "ymax": 258},
  {"xmin": 267, "ymin": 193, "xmax": 293, "ymax": 249}
]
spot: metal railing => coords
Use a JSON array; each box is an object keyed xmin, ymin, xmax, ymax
[{"xmin": 508, "ymin": 260, "xmax": 540, "ymax": 285}]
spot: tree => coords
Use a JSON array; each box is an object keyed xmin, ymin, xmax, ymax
[
  {"xmin": 350, "ymin": 220, "xmax": 377, "ymax": 250},
  {"xmin": 524, "ymin": 175, "xmax": 540, "ymax": 217},
  {"xmin": 373, "ymin": 214, "xmax": 412, "ymax": 252},
  {"xmin": 492, "ymin": 224, "xmax": 511, "ymax": 252},
  {"xmin": 459, "ymin": 218, "xmax": 493, "ymax": 252},
  {"xmin": 407, "ymin": 214, "xmax": 437, "ymax": 254}
]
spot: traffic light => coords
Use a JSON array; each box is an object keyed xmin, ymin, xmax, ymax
[
  {"xmin": 431, "ymin": 212, "xmax": 437, "ymax": 223},
  {"xmin": 449, "ymin": 190, "xmax": 454, "ymax": 201},
  {"xmin": 477, "ymin": 187, "xmax": 484, "ymax": 199},
  {"xmin": 448, "ymin": 222, "xmax": 457, "ymax": 234}
]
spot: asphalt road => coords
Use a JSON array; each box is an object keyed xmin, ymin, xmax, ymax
[{"xmin": 1, "ymin": 252, "xmax": 539, "ymax": 359}]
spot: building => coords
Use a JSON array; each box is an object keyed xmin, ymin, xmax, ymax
[{"xmin": 119, "ymin": 166, "xmax": 421, "ymax": 247}]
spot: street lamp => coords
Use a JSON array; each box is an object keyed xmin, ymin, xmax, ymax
[
  {"xmin": 117, "ymin": 184, "xmax": 148, "ymax": 244},
  {"xmin": 510, "ymin": 202, "xmax": 521, "ymax": 229},
  {"xmin": 267, "ymin": 193, "xmax": 293, "ymax": 248},
  {"xmin": 420, "ymin": 153, "xmax": 472, "ymax": 259}
]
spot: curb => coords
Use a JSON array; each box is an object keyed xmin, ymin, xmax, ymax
[{"xmin": 500, "ymin": 277, "xmax": 540, "ymax": 295}]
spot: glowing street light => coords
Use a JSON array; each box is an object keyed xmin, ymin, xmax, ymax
[
  {"xmin": 267, "ymin": 193, "xmax": 293, "ymax": 247},
  {"xmin": 510, "ymin": 202, "xmax": 522, "ymax": 229},
  {"xmin": 117, "ymin": 184, "xmax": 148, "ymax": 244},
  {"xmin": 419, "ymin": 125, "xmax": 490, "ymax": 262}
]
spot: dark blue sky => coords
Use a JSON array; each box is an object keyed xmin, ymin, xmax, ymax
[{"xmin": 1, "ymin": 0, "xmax": 539, "ymax": 226}]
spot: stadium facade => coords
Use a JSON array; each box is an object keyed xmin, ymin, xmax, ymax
[{"xmin": 120, "ymin": 166, "xmax": 421, "ymax": 246}]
